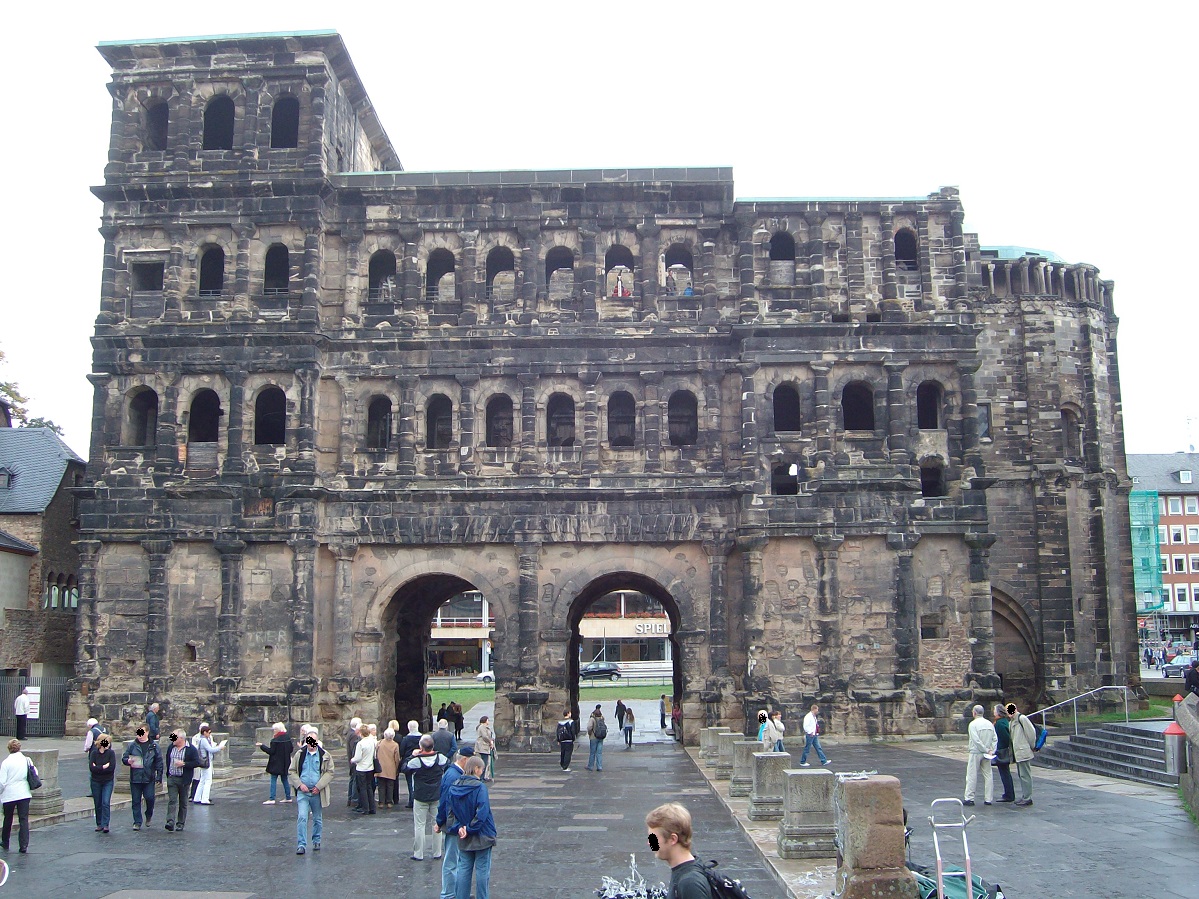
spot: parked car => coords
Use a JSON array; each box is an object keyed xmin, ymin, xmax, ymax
[
  {"xmin": 475, "ymin": 670, "xmax": 494, "ymax": 683},
  {"xmin": 580, "ymin": 661, "xmax": 622, "ymax": 681},
  {"xmin": 1163, "ymin": 655, "xmax": 1194, "ymax": 678}
]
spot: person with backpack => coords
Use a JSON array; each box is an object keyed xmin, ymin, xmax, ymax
[
  {"xmin": 646, "ymin": 801, "xmax": 714, "ymax": 898},
  {"xmin": 556, "ymin": 709, "xmax": 577, "ymax": 771},
  {"xmin": 1006, "ymin": 701, "xmax": 1036, "ymax": 807},
  {"xmin": 82, "ymin": 717, "xmax": 107, "ymax": 752},
  {"xmin": 586, "ymin": 705, "xmax": 608, "ymax": 771}
]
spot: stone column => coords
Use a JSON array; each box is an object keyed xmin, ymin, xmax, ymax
[
  {"xmin": 960, "ymin": 365, "xmax": 982, "ymax": 471},
  {"xmin": 98, "ymin": 226, "xmax": 121, "ymax": 320},
  {"xmin": 517, "ymin": 542, "xmax": 541, "ymax": 682},
  {"xmin": 700, "ymin": 230, "xmax": 719, "ymax": 323},
  {"xmin": 749, "ymin": 751, "xmax": 790, "ymax": 820},
  {"xmin": 142, "ymin": 539, "xmax": 173, "ymax": 694},
  {"xmin": 699, "ymin": 725, "xmax": 731, "ymax": 761},
  {"xmin": 641, "ymin": 370, "xmax": 663, "ymax": 473},
  {"xmin": 223, "ymin": 372, "xmax": 246, "ymax": 475},
  {"xmin": 295, "ymin": 367, "xmax": 317, "ymax": 472},
  {"xmin": 211, "ymin": 732, "xmax": 234, "ymax": 780},
  {"xmin": 965, "ymin": 532, "xmax": 998, "ymax": 680},
  {"xmin": 163, "ymin": 226, "xmax": 186, "ymax": 321},
  {"xmin": 214, "ymin": 537, "xmax": 246, "ymax": 685},
  {"xmin": 400, "ymin": 231, "xmax": 421, "ymax": 319},
  {"xmin": 885, "ymin": 362, "xmax": 907, "ymax": 464},
  {"xmin": 517, "ymin": 373, "xmax": 539, "ymax": 475},
  {"xmin": 581, "ymin": 371, "xmax": 600, "ymax": 474},
  {"xmin": 703, "ymin": 536, "xmax": 734, "ymax": 675},
  {"xmin": 457, "ymin": 374, "xmax": 478, "ymax": 475},
  {"xmin": 75, "ymin": 540, "xmax": 103, "ymax": 686},
  {"xmin": 157, "ymin": 378, "xmax": 182, "ymax": 474},
  {"xmin": 299, "ymin": 230, "xmax": 321, "ymax": 322},
  {"xmin": 702, "ymin": 368, "xmax": 726, "ymax": 472},
  {"xmin": 835, "ymin": 775, "xmax": 918, "ymax": 899},
  {"xmin": 26, "ymin": 749, "xmax": 64, "ymax": 816},
  {"xmin": 637, "ymin": 223, "xmax": 659, "ymax": 320},
  {"xmin": 85, "ymin": 374, "xmax": 112, "ymax": 483},
  {"xmin": 916, "ymin": 211, "xmax": 934, "ymax": 311},
  {"xmin": 778, "ymin": 768, "xmax": 836, "ymax": 858},
  {"xmin": 730, "ymin": 739, "xmax": 759, "ymax": 797},
  {"xmin": 715, "ymin": 732, "xmax": 739, "ymax": 780},
  {"xmin": 330, "ymin": 543, "xmax": 358, "ymax": 677},
  {"xmin": 290, "ymin": 537, "xmax": 318, "ymax": 681},
  {"xmin": 739, "ymin": 535, "xmax": 768, "ymax": 646},
  {"xmin": 950, "ymin": 208, "xmax": 969, "ymax": 302},
  {"xmin": 579, "ymin": 228, "xmax": 599, "ymax": 321},
  {"xmin": 880, "ymin": 214, "xmax": 898, "ymax": 303},
  {"xmin": 737, "ymin": 363, "xmax": 761, "ymax": 486},
  {"xmin": 806, "ymin": 212, "xmax": 828, "ymax": 317},
  {"xmin": 814, "ymin": 534, "xmax": 844, "ymax": 690},
  {"xmin": 397, "ymin": 376, "xmax": 417, "ymax": 476},
  {"xmin": 233, "ymin": 222, "xmax": 253, "ymax": 314},
  {"xmin": 812, "ymin": 363, "xmax": 833, "ymax": 463},
  {"xmin": 887, "ymin": 532, "xmax": 921, "ymax": 682}
]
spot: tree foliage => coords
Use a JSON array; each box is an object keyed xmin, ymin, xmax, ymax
[{"xmin": 0, "ymin": 347, "xmax": 63, "ymax": 434}]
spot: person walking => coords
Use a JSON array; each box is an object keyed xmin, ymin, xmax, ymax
[
  {"xmin": 190, "ymin": 723, "xmax": 226, "ymax": 805},
  {"xmin": 434, "ymin": 746, "xmax": 473, "ymax": 899},
  {"xmin": 345, "ymin": 717, "xmax": 362, "ymax": 808},
  {"xmin": 450, "ymin": 702, "xmax": 465, "ymax": 741},
  {"xmin": 992, "ymin": 704, "xmax": 1016, "ymax": 803},
  {"xmin": 404, "ymin": 734, "xmax": 449, "ymax": 861},
  {"xmin": 145, "ymin": 702, "xmax": 161, "ymax": 741},
  {"xmin": 163, "ymin": 730, "xmax": 201, "ymax": 832},
  {"xmin": 256, "ymin": 722, "xmax": 294, "ymax": 804},
  {"xmin": 764, "ymin": 710, "xmax": 786, "ymax": 752},
  {"xmin": 474, "ymin": 716, "xmax": 495, "ymax": 781},
  {"xmin": 586, "ymin": 705, "xmax": 607, "ymax": 772},
  {"xmin": 13, "ymin": 688, "xmax": 30, "ymax": 741},
  {"xmin": 88, "ymin": 733, "xmax": 117, "ymax": 832},
  {"xmin": 622, "ymin": 707, "xmax": 635, "ymax": 748},
  {"xmin": 615, "ymin": 699, "xmax": 627, "ymax": 731},
  {"xmin": 83, "ymin": 717, "xmax": 106, "ymax": 752},
  {"xmin": 444, "ymin": 756, "xmax": 496, "ymax": 899},
  {"xmin": 645, "ymin": 802, "xmax": 713, "ymax": 898},
  {"xmin": 556, "ymin": 709, "xmax": 577, "ymax": 771},
  {"xmin": 0, "ymin": 739, "xmax": 33, "ymax": 853},
  {"xmin": 799, "ymin": 704, "xmax": 830, "ymax": 767},
  {"xmin": 1007, "ymin": 702, "xmax": 1037, "ymax": 807},
  {"xmin": 352, "ymin": 723, "xmax": 378, "ymax": 815},
  {"xmin": 963, "ymin": 705, "xmax": 997, "ymax": 807},
  {"xmin": 377, "ymin": 727, "xmax": 401, "ymax": 808},
  {"xmin": 289, "ymin": 729, "xmax": 333, "ymax": 854},
  {"xmin": 400, "ymin": 720, "xmax": 422, "ymax": 808},
  {"xmin": 122, "ymin": 725, "xmax": 163, "ymax": 829}
]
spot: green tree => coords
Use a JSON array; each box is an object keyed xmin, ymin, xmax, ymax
[{"xmin": 0, "ymin": 347, "xmax": 62, "ymax": 434}]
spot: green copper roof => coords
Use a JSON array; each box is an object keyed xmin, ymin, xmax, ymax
[{"xmin": 98, "ymin": 30, "xmax": 338, "ymax": 47}]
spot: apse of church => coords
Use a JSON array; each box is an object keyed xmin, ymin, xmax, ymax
[{"xmin": 73, "ymin": 32, "xmax": 1137, "ymax": 745}]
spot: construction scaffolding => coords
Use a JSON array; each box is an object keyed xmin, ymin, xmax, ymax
[{"xmin": 1130, "ymin": 490, "xmax": 1164, "ymax": 613}]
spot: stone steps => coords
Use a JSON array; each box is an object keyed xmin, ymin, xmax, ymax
[{"xmin": 1035, "ymin": 723, "xmax": 1179, "ymax": 788}]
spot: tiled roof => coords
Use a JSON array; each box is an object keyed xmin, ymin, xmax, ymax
[
  {"xmin": 0, "ymin": 528, "xmax": 36, "ymax": 554},
  {"xmin": 1127, "ymin": 453, "xmax": 1199, "ymax": 495},
  {"xmin": 0, "ymin": 428, "xmax": 85, "ymax": 514}
]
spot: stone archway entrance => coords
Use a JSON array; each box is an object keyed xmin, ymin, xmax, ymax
[
  {"xmin": 379, "ymin": 573, "xmax": 481, "ymax": 730},
  {"xmin": 565, "ymin": 572, "xmax": 683, "ymax": 726},
  {"xmin": 992, "ymin": 587, "xmax": 1041, "ymax": 706}
]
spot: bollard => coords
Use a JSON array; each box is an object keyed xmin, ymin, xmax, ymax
[
  {"xmin": 700, "ymin": 726, "xmax": 731, "ymax": 761},
  {"xmin": 25, "ymin": 748, "xmax": 65, "ymax": 816},
  {"xmin": 715, "ymin": 733, "xmax": 740, "ymax": 780},
  {"xmin": 1164, "ymin": 721, "xmax": 1189, "ymax": 775},
  {"xmin": 835, "ymin": 775, "xmax": 918, "ymax": 899},
  {"xmin": 211, "ymin": 732, "xmax": 234, "ymax": 780},
  {"xmin": 748, "ymin": 751, "xmax": 790, "ymax": 820},
  {"xmin": 778, "ymin": 768, "xmax": 836, "ymax": 858},
  {"xmin": 703, "ymin": 727, "xmax": 732, "ymax": 767},
  {"xmin": 730, "ymin": 740, "xmax": 760, "ymax": 797},
  {"xmin": 252, "ymin": 726, "xmax": 275, "ymax": 767}
]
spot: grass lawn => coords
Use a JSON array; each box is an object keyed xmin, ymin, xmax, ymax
[
  {"xmin": 1060, "ymin": 697, "xmax": 1173, "ymax": 726},
  {"xmin": 427, "ymin": 687, "xmax": 497, "ymax": 718},
  {"xmin": 426, "ymin": 683, "xmax": 671, "ymax": 718}
]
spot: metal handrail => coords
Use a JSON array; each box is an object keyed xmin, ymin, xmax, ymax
[{"xmin": 1026, "ymin": 685, "xmax": 1134, "ymax": 737}]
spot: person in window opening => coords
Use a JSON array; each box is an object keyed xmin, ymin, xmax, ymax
[
  {"xmin": 681, "ymin": 280, "xmax": 694, "ymax": 297},
  {"xmin": 665, "ymin": 271, "xmax": 676, "ymax": 295}
]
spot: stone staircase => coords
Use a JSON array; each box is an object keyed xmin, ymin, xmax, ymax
[{"xmin": 1035, "ymin": 721, "xmax": 1179, "ymax": 788}]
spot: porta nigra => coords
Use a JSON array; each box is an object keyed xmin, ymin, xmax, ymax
[{"xmin": 73, "ymin": 32, "xmax": 1138, "ymax": 748}]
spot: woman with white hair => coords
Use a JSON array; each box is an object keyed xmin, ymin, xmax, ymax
[
  {"xmin": 399, "ymin": 720, "xmax": 421, "ymax": 808},
  {"xmin": 376, "ymin": 727, "xmax": 401, "ymax": 808},
  {"xmin": 256, "ymin": 722, "xmax": 294, "ymax": 804}
]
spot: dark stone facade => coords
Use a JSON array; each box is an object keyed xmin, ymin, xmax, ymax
[{"xmin": 74, "ymin": 32, "xmax": 1137, "ymax": 745}]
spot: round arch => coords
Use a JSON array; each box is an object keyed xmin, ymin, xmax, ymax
[{"xmin": 991, "ymin": 586, "xmax": 1041, "ymax": 705}]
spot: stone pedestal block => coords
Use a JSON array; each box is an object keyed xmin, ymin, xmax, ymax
[
  {"xmin": 700, "ymin": 726, "xmax": 731, "ymax": 762},
  {"xmin": 778, "ymin": 768, "xmax": 836, "ymax": 858},
  {"xmin": 748, "ymin": 751, "xmax": 789, "ymax": 820},
  {"xmin": 729, "ymin": 740, "xmax": 760, "ymax": 797},
  {"xmin": 252, "ymin": 726, "xmax": 274, "ymax": 766},
  {"xmin": 26, "ymin": 749, "xmax": 64, "ymax": 816},
  {"xmin": 835, "ymin": 775, "xmax": 918, "ymax": 899},
  {"xmin": 715, "ymin": 732, "xmax": 740, "ymax": 780},
  {"xmin": 212, "ymin": 732, "xmax": 234, "ymax": 779}
]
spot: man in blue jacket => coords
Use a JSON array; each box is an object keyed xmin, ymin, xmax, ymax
[
  {"xmin": 122, "ymin": 726, "xmax": 163, "ymax": 830},
  {"xmin": 433, "ymin": 745, "xmax": 473, "ymax": 899},
  {"xmin": 443, "ymin": 756, "xmax": 496, "ymax": 899}
]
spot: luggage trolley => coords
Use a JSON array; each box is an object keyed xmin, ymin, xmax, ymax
[{"xmin": 927, "ymin": 798, "xmax": 974, "ymax": 899}]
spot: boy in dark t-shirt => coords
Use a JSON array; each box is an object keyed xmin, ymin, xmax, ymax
[{"xmin": 646, "ymin": 801, "xmax": 712, "ymax": 899}]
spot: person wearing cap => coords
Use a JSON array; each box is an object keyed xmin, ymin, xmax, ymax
[
  {"xmin": 88, "ymin": 731, "xmax": 117, "ymax": 832},
  {"xmin": 190, "ymin": 723, "xmax": 227, "ymax": 805},
  {"xmin": 290, "ymin": 728, "xmax": 333, "ymax": 854},
  {"xmin": 123, "ymin": 724, "xmax": 163, "ymax": 830},
  {"xmin": 434, "ymin": 744, "xmax": 474, "ymax": 899},
  {"xmin": 404, "ymin": 734, "xmax": 449, "ymax": 861},
  {"xmin": 163, "ymin": 730, "xmax": 202, "ymax": 832}
]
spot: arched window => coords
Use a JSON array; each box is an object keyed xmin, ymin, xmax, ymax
[
  {"xmin": 769, "ymin": 232, "xmax": 796, "ymax": 261},
  {"xmin": 123, "ymin": 387, "xmax": 159, "ymax": 447},
  {"xmin": 841, "ymin": 382, "xmax": 875, "ymax": 431},
  {"xmin": 605, "ymin": 245, "xmax": 635, "ymax": 298},
  {"xmin": 202, "ymin": 95, "xmax": 235, "ymax": 150},
  {"xmin": 547, "ymin": 394, "xmax": 576, "ymax": 447},
  {"xmin": 920, "ymin": 461, "xmax": 947, "ymax": 498},
  {"xmin": 198, "ymin": 246, "xmax": 225, "ymax": 297},
  {"xmin": 1061, "ymin": 408, "xmax": 1082, "ymax": 460},
  {"xmin": 270, "ymin": 96, "xmax": 300, "ymax": 149},
  {"xmin": 366, "ymin": 396, "xmax": 392, "ymax": 450},
  {"xmin": 485, "ymin": 246, "xmax": 515, "ymax": 287},
  {"xmin": 426, "ymin": 248, "xmax": 456, "ymax": 302},
  {"xmin": 263, "ymin": 245, "xmax": 290, "ymax": 293},
  {"xmin": 895, "ymin": 228, "xmax": 919, "ymax": 271},
  {"xmin": 426, "ymin": 395, "xmax": 453, "ymax": 449},
  {"xmin": 916, "ymin": 381, "xmax": 943, "ymax": 430},
  {"xmin": 545, "ymin": 246, "xmax": 574, "ymax": 286},
  {"xmin": 608, "ymin": 391, "xmax": 636, "ymax": 447},
  {"xmin": 771, "ymin": 463, "xmax": 799, "ymax": 496},
  {"xmin": 368, "ymin": 250, "xmax": 398, "ymax": 301},
  {"xmin": 188, "ymin": 389, "xmax": 222, "ymax": 443},
  {"xmin": 663, "ymin": 244, "xmax": 693, "ymax": 294},
  {"xmin": 485, "ymin": 395, "xmax": 514, "ymax": 448},
  {"xmin": 773, "ymin": 385, "xmax": 801, "ymax": 433},
  {"xmin": 145, "ymin": 100, "xmax": 169, "ymax": 151},
  {"xmin": 254, "ymin": 387, "xmax": 287, "ymax": 446},
  {"xmin": 667, "ymin": 390, "xmax": 698, "ymax": 446}
]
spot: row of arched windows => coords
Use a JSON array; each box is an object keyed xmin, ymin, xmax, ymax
[
  {"xmin": 142, "ymin": 94, "xmax": 300, "ymax": 153},
  {"xmin": 42, "ymin": 571, "xmax": 79, "ymax": 610},
  {"xmin": 770, "ymin": 380, "xmax": 945, "ymax": 433},
  {"xmin": 766, "ymin": 228, "xmax": 919, "ymax": 269}
]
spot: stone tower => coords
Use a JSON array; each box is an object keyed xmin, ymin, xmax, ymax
[{"xmin": 75, "ymin": 31, "xmax": 1137, "ymax": 745}]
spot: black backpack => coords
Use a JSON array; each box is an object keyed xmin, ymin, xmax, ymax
[
  {"xmin": 556, "ymin": 721, "xmax": 574, "ymax": 743},
  {"xmin": 593, "ymin": 717, "xmax": 608, "ymax": 740},
  {"xmin": 698, "ymin": 860, "xmax": 753, "ymax": 899}
]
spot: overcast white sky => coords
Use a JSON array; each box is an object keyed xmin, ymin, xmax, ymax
[{"xmin": 3, "ymin": 2, "xmax": 1195, "ymax": 459}]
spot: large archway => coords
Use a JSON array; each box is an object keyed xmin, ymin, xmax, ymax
[
  {"xmin": 992, "ymin": 587, "xmax": 1041, "ymax": 706},
  {"xmin": 379, "ymin": 573, "xmax": 484, "ymax": 730},
  {"xmin": 565, "ymin": 571, "xmax": 683, "ymax": 728}
]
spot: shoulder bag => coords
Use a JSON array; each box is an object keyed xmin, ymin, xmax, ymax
[{"xmin": 27, "ymin": 761, "xmax": 42, "ymax": 791}]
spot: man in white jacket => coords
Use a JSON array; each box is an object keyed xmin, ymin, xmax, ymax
[
  {"xmin": 799, "ymin": 704, "xmax": 829, "ymax": 767},
  {"xmin": 963, "ymin": 704, "xmax": 997, "ymax": 806},
  {"xmin": 13, "ymin": 688, "xmax": 30, "ymax": 741}
]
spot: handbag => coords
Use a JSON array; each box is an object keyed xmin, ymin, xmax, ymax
[
  {"xmin": 373, "ymin": 755, "xmax": 382, "ymax": 775},
  {"xmin": 27, "ymin": 762, "xmax": 42, "ymax": 790}
]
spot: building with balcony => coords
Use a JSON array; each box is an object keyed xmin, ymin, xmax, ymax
[{"xmin": 75, "ymin": 32, "xmax": 1137, "ymax": 745}]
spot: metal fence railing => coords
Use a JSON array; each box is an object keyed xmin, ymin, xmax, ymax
[{"xmin": 0, "ymin": 676, "xmax": 70, "ymax": 738}]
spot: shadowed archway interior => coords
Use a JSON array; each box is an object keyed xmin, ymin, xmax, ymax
[{"xmin": 380, "ymin": 573, "xmax": 478, "ymax": 730}]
